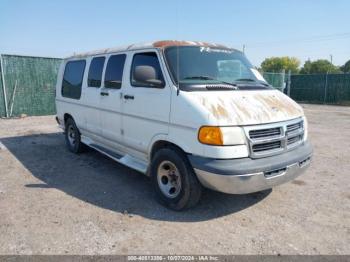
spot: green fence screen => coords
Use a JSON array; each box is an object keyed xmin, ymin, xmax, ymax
[
  {"xmin": 0, "ymin": 61, "xmax": 5, "ymax": 117},
  {"xmin": 0, "ymin": 54, "xmax": 62, "ymax": 117},
  {"xmin": 1, "ymin": 56, "xmax": 349, "ymax": 118},
  {"xmin": 263, "ymin": 72, "xmax": 285, "ymax": 91},
  {"xmin": 290, "ymin": 73, "xmax": 350, "ymax": 104}
]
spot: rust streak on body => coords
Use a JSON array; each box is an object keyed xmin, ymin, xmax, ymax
[
  {"xmin": 234, "ymin": 101, "xmax": 253, "ymax": 120},
  {"xmin": 257, "ymin": 93, "xmax": 300, "ymax": 116},
  {"xmin": 216, "ymin": 104, "xmax": 230, "ymax": 120},
  {"xmin": 208, "ymin": 102, "xmax": 231, "ymax": 120}
]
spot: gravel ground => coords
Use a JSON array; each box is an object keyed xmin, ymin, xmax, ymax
[{"xmin": 0, "ymin": 104, "xmax": 349, "ymax": 255}]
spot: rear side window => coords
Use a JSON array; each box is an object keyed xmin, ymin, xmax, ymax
[
  {"xmin": 104, "ymin": 54, "xmax": 126, "ymax": 89},
  {"xmin": 88, "ymin": 57, "xmax": 105, "ymax": 87},
  {"xmin": 61, "ymin": 60, "xmax": 86, "ymax": 99},
  {"xmin": 131, "ymin": 52, "xmax": 165, "ymax": 88}
]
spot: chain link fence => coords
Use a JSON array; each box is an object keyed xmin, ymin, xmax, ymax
[
  {"xmin": 0, "ymin": 54, "xmax": 62, "ymax": 118},
  {"xmin": 263, "ymin": 72, "xmax": 287, "ymax": 91},
  {"xmin": 1, "ymin": 56, "xmax": 349, "ymax": 118},
  {"xmin": 263, "ymin": 71, "xmax": 350, "ymax": 105},
  {"xmin": 0, "ymin": 62, "xmax": 5, "ymax": 117},
  {"xmin": 290, "ymin": 73, "xmax": 350, "ymax": 105}
]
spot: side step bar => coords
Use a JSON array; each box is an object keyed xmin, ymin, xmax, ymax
[{"xmin": 81, "ymin": 136, "xmax": 148, "ymax": 174}]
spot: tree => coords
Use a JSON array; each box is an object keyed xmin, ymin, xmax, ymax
[
  {"xmin": 300, "ymin": 59, "xmax": 341, "ymax": 74},
  {"xmin": 340, "ymin": 60, "xmax": 350, "ymax": 73},
  {"xmin": 300, "ymin": 60, "xmax": 312, "ymax": 74},
  {"xmin": 261, "ymin": 57, "xmax": 300, "ymax": 74}
]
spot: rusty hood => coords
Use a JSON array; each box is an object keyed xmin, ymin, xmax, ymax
[{"xmin": 193, "ymin": 89, "xmax": 304, "ymax": 126}]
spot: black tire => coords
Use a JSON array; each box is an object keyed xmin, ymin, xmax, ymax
[
  {"xmin": 64, "ymin": 118, "xmax": 85, "ymax": 154},
  {"xmin": 150, "ymin": 146, "xmax": 202, "ymax": 210}
]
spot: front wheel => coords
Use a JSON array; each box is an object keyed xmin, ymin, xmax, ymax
[{"xmin": 150, "ymin": 147, "xmax": 202, "ymax": 210}]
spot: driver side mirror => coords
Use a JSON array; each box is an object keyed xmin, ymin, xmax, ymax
[{"xmin": 133, "ymin": 65, "xmax": 165, "ymax": 88}]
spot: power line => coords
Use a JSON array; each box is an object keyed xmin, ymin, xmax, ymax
[{"xmin": 245, "ymin": 32, "xmax": 350, "ymax": 48}]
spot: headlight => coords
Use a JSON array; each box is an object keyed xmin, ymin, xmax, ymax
[
  {"xmin": 198, "ymin": 126, "xmax": 246, "ymax": 146},
  {"xmin": 303, "ymin": 116, "xmax": 308, "ymax": 141}
]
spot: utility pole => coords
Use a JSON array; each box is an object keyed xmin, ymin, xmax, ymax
[
  {"xmin": 330, "ymin": 54, "xmax": 333, "ymax": 64},
  {"xmin": 243, "ymin": 44, "xmax": 246, "ymax": 54}
]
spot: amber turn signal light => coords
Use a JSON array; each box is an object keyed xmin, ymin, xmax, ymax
[{"xmin": 198, "ymin": 126, "xmax": 223, "ymax": 146}]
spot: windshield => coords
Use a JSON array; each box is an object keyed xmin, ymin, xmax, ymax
[{"xmin": 164, "ymin": 46, "xmax": 268, "ymax": 90}]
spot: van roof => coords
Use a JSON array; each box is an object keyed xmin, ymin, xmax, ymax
[{"xmin": 67, "ymin": 40, "xmax": 233, "ymax": 59}]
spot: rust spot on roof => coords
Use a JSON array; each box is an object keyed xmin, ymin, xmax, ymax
[
  {"xmin": 68, "ymin": 40, "xmax": 233, "ymax": 58},
  {"xmin": 153, "ymin": 40, "xmax": 229, "ymax": 49}
]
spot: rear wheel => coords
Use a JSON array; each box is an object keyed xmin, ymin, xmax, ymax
[
  {"xmin": 150, "ymin": 147, "xmax": 202, "ymax": 210},
  {"xmin": 65, "ymin": 118, "xmax": 85, "ymax": 154}
]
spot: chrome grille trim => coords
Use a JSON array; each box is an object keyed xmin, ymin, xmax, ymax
[
  {"xmin": 244, "ymin": 118, "xmax": 304, "ymax": 158},
  {"xmin": 249, "ymin": 127, "xmax": 282, "ymax": 140},
  {"xmin": 252, "ymin": 141, "xmax": 282, "ymax": 152}
]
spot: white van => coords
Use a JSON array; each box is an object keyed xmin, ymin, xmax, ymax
[{"xmin": 55, "ymin": 40, "xmax": 312, "ymax": 210}]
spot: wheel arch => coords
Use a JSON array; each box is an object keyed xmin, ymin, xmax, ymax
[
  {"xmin": 64, "ymin": 113, "xmax": 73, "ymax": 124},
  {"xmin": 148, "ymin": 136, "xmax": 189, "ymax": 161}
]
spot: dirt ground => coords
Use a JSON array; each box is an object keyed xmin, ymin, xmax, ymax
[{"xmin": 0, "ymin": 104, "xmax": 349, "ymax": 255}]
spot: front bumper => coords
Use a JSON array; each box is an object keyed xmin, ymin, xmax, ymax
[{"xmin": 188, "ymin": 141, "xmax": 313, "ymax": 194}]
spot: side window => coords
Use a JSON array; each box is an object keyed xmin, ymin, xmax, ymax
[
  {"xmin": 104, "ymin": 54, "xmax": 126, "ymax": 89},
  {"xmin": 131, "ymin": 52, "xmax": 165, "ymax": 88},
  {"xmin": 88, "ymin": 57, "xmax": 105, "ymax": 87},
  {"xmin": 61, "ymin": 60, "xmax": 86, "ymax": 99}
]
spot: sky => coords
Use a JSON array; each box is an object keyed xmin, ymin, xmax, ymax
[{"xmin": 0, "ymin": 0, "xmax": 349, "ymax": 67}]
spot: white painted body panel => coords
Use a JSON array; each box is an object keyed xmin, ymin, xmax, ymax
[
  {"xmin": 189, "ymin": 89, "xmax": 303, "ymax": 126},
  {"xmin": 55, "ymin": 42, "xmax": 305, "ymax": 174},
  {"xmin": 120, "ymin": 50, "xmax": 172, "ymax": 162},
  {"xmin": 97, "ymin": 53, "xmax": 125, "ymax": 153},
  {"xmin": 168, "ymin": 88, "xmax": 304, "ymax": 159},
  {"xmin": 81, "ymin": 57, "xmax": 103, "ymax": 140}
]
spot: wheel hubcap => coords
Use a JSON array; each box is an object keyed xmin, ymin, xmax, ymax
[
  {"xmin": 67, "ymin": 125, "xmax": 76, "ymax": 146},
  {"xmin": 157, "ymin": 160, "xmax": 182, "ymax": 198}
]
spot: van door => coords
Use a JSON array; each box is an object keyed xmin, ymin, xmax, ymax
[
  {"xmin": 84, "ymin": 56, "xmax": 105, "ymax": 139},
  {"xmin": 121, "ymin": 51, "xmax": 171, "ymax": 160},
  {"xmin": 98, "ymin": 53, "xmax": 127, "ymax": 149}
]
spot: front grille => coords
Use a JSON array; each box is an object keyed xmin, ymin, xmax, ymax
[
  {"xmin": 287, "ymin": 121, "xmax": 303, "ymax": 136},
  {"xmin": 287, "ymin": 135, "xmax": 302, "ymax": 145},
  {"xmin": 249, "ymin": 127, "xmax": 281, "ymax": 139},
  {"xmin": 245, "ymin": 118, "xmax": 304, "ymax": 158},
  {"xmin": 252, "ymin": 141, "xmax": 281, "ymax": 152}
]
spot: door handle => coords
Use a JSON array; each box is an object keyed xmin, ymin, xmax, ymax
[
  {"xmin": 100, "ymin": 91, "xmax": 109, "ymax": 96},
  {"xmin": 124, "ymin": 94, "xmax": 134, "ymax": 100}
]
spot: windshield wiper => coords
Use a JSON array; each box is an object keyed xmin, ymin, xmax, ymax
[
  {"xmin": 235, "ymin": 78, "xmax": 270, "ymax": 87},
  {"xmin": 234, "ymin": 78, "xmax": 256, "ymax": 82},
  {"xmin": 183, "ymin": 76, "xmax": 237, "ymax": 88},
  {"xmin": 183, "ymin": 76, "xmax": 214, "ymax": 81}
]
